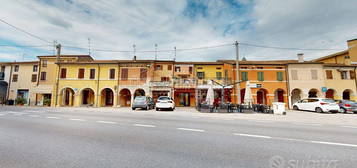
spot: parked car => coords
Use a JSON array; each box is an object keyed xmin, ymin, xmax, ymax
[
  {"xmin": 292, "ymin": 98, "xmax": 340, "ymax": 113},
  {"xmin": 132, "ymin": 96, "xmax": 155, "ymax": 110},
  {"xmin": 156, "ymin": 96, "xmax": 175, "ymax": 111},
  {"xmin": 335, "ymin": 100, "xmax": 357, "ymax": 113}
]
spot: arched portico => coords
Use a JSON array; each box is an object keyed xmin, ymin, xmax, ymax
[
  {"xmin": 343, "ymin": 89, "xmax": 353, "ymax": 100},
  {"xmin": 308, "ymin": 88, "xmax": 319, "ymax": 98},
  {"xmin": 256, "ymin": 88, "xmax": 268, "ymax": 105},
  {"xmin": 274, "ymin": 89, "xmax": 285, "ymax": 103},
  {"xmin": 81, "ymin": 88, "xmax": 95, "ymax": 106},
  {"xmin": 119, "ymin": 88, "xmax": 131, "ymax": 107},
  {"xmin": 325, "ymin": 89, "xmax": 336, "ymax": 99},
  {"xmin": 0, "ymin": 81, "xmax": 8, "ymax": 104},
  {"xmin": 60, "ymin": 88, "xmax": 75, "ymax": 106},
  {"xmin": 101, "ymin": 88, "xmax": 114, "ymax": 107}
]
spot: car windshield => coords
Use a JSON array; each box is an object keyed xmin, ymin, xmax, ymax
[
  {"xmin": 158, "ymin": 97, "xmax": 170, "ymax": 101},
  {"xmin": 322, "ymin": 99, "xmax": 335, "ymax": 103},
  {"xmin": 343, "ymin": 100, "xmax": 356, "ymax": 104},
  {"xmin": 135, "ymin": 96, "xmax": 146, "ymax": 101}
]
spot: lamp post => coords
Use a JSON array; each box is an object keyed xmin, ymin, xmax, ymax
[{"xmin": 235, "ymin": 41, "xmax": 241, "ymax": 104}]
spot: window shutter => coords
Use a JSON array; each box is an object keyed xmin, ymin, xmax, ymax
[
  {"xmin": 350, "ymin": 70, "xmax": 355, "ymax": 79},
  {"xmin": 140, "ymin": 68, "xmax": 147, "ymax": 80},
  {"xmin": 277, "ymin": 72, "xmax": 283, "ymax": 81},
  {"xmin": 258, "ymin": 72, "xmax": 264, "ymax": 81},
  {"xmin": 325, "ymin": 70, "xmax": 333, "ymax": 79},
  {"xmin": 241, "ymin": 72, "xmax": 248, "ymax": 81},
  {"xmin": 90, "ymin": 69, "xmax": 95, "ymax": 79},
  {"xmin": 109, "ymin": 69, "xmax": 115, "ymax": 79},
  {"xmin": 60, "ymin": 68, "xmax": 67, "ymax": 78},
  {"xmin": 78, "ymin": 69, "xmax": 85, "ymax": 79},
  {"xmin": 121, "ymin": 68, "xmax": 128, "ymax": 80},
  {"xmin": 31, "ymin": 74, "xmax": 37, "ymax": 82}
]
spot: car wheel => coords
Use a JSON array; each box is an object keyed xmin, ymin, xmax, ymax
[
  {"xmin": 315, "ymin": 107, "xmax": 323, "ymax": 113},
  {"xmin": 341, "ymin": 108, "xmax": 347, "ymax": 113},
  {"xmin": 132, "ymin": 107, "xmax": 136, "ymax": 110},
  {"xmin": 293, "ymin": 105, "xmax": 299, "ymax": 110},
  {"xmin": 156, "ymin": 108, "xmax": 159, "ymax": 111}
]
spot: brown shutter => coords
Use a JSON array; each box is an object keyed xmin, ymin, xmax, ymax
[
  {"xmin": 109, "ymin": 69, "xmax": 115, "ymax": 79},
  {"xmin": 61, "ymin": 68, "xmax": 67, "ymax": 78},
  {"xmin": 140, "ymin": 68, "xmax": 147, "ymax": 80},
  {"xmin": 350, "ymin": 70, "xmax": 355, "ymax": 79},
  {"xmin": 40, "ymin": 72, "xmax": 46, "ymax": 80},
  {"xmin": 325, "ymin": 70, "xmax": 333, "ymax": 79},
  {"xmin": 168, "ymin": 65, "xmax": 172, "ymax": 70},
  {"xmin": 31, "ymin": 74, "xmax": 37, "ymax": 82},
  {"xmin": 90, "ymin": 69, "xmax": 95, "ymax": 79},
  {"xmin": 78, "ymin": 69, "xmax": 85, "ymax": 79},
  {"xmin": 12, "ymin": 74, "xmax": 18, "ymax": 82},
  {"xmin": 121, "ymin": 68, "xmax": 128, "ymax": 80},
  {"xmin": 189, "ymin": 67, "xmax": 193, "ymax": 74}
]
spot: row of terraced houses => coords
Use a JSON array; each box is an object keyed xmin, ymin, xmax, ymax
[{"xmin": 1, "ymin": 39, "xmax": 357, "ymax": 109}]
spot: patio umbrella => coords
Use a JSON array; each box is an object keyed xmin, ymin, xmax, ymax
[
  {"xmin": 205, "ymin": 80, "xmax": 214, "ymax": 106},
  {"xmin": 244, "ymin": 81, "xmax": 253, "ymax": 106}
]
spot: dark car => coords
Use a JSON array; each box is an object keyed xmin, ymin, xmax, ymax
[
  {"xmin": 335, "ymin": 100, "xmax": 357, "ymax": 113},
  {"xmin": 132, "ymin": 96, "xmax": 155, "ymax": 110}
]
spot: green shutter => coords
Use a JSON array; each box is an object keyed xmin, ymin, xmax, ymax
[
  {"xmin": 258, "ymin": 72, "xmax": 264, "ymax": 81},
  {"xmin": 277, "ymin": 72, "xmax": 283, "ymax": 81},
  {"xmin": 241, "ymin": 72, "xmax": 248, "ymax": 81}
]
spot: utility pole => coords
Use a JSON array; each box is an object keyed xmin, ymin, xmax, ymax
[
  {"xmin": 55, "ymin": 43, "xmax": 61, "ymax": 106},
  {"xmin": 235, "ymin": 41, "xmax": 241, "ymax": 104},
  {"xmin": 174, "ymin": 46, "xmax": 177, "ymax": 61},
  {"xmin": 155, "ymin": 44, "xmax": 158, "ymax": 60},
  {"xmin": 88, "ymin": 38, "xmax": 91, "ymax": 55}
]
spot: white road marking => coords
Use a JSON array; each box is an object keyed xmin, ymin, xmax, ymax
[
  {"xmin": 133, "ymin": 124, "xmax": 156, "ymax": 127},
  {"xmin": 69, "ymin": 118, "xmax": 86, "ymax": 122},
  {"xmin": 341, "ymin": 126, "xmax": 357, "ymax": 129},
  {"xmin": 0, "ymin": 114, "xmax": 6, "ymax": 116},
  {"xmin": 29, "ymin": 115, "xmax": 40, "ymax": 117},
  {"xmin": 13, "ymin": 113, "xmax": 23, "ymax": 116},
  {"xmin": 97, "ymin": 121, "xmax": 117, "ymax": 124},
  {"xmin": 310, "ymin": 141, "xmax": 357, "ymax": 148},
  {"xmin": 46, "ymin": 116, "xmax": 60, "ymax": 119},
  {"xmin": 177, "ymin": 128, "xmax": 205, "ymax": 132},
  {"xmin": 221, "ymin": 118, "xmax": 234, "ymax": 120},
  {"xmin": 293, "ymin": 123, "xmax": 322, "ymax": 126},
  {"xmin": 234, "ymin": 133, "xmax": 272, "ymax": 139}
]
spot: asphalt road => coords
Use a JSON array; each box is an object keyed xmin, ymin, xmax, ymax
[{"xmin": 0, "ymin": 107, "xmax": 356, "ymax": 168}]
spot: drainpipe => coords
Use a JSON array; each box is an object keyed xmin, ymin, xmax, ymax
[
  {"xmin": 354, "ymin": 67, "xmax": 357, "ymax": 99},
  {"xmin": 285, "ymin": 64, "xmax": 291, "ymax": 109},
  {"xmin": 6, "ymin": 64, "xmax": 13, "ymax": 102},
  {"xmin": 54, "ymin": 63, "xmax": 61, "ymax": 106},
  {"xmin": 117, "ymin": 63, "xmax": 120, "ymax": 106},
  {"xmin": 96, "ymin": 64, "xmax": 100, "ymax": 107}
]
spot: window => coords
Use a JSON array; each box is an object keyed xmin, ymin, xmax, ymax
[
  {"xmin": 241, "ymin": 67, "xmax": 248, "ymax": 69},
  {"xmin": 60, "ymin": 68, "xmax": 67, "ymax": 78},
  {"xmin": 31, "ymin": 74, "xmax": 37, "ymax": 82},
  {"xmin": 168, "ymin": 65, "xmax": 172, "ymax": 71},
  {"xmin": 216, "ymin": 72, "xmax": 222, "ymax": 80},
  {"xmin": 276, "ymin": 67, "xmax": 283, "ymax": 69},
  {"xmin": 216, "ymin": 67, "xmax": 222, "ymax": 70},
  {"xmin": 33, "ymin": 65, "xmax": 38, "ymax": 72},
  {"xmin": 197, "ymin": 67, "xmax": 203, "ymax": 69},
  {"xmin": 90, "ymin": 69, "xmax": 95, "ymax": 79},
  {"xmin": 161, "ymin": 77, "xmax": 170, "ymax": 81},
  {"xmin": 42, "ymin": 60, "xmax": 47, "ymax": 67},
  {"xmin": 325, "ymin": 70, "xmax": 333, "ymax": 79},
  {"xmin": 257, "ymin": 67, "xmax": 263, "ymax": 69},
  {"xmin": 189, "ymin": 67, "xmax": 193, "ymax": 74},
  {"xmin": 175, "ymin": 66, "xmax": 181, "ymax": 72},
  {"xmin": 12, "ymin": 74, "xmax": 18, "ymax": 82},
  {"xmin": 291, "ymin": 70, "xmax": 298, "ymax": 80},
  {"xmin": 350, "ymin": 70, "xmax": 355, "ymax": 79},
  {"xmin": 311, "ymin": 70, "xmax": 318, "ymax": 80},
  {"xmin": 155, "ymin": 65, "xmax": 162, "ymax": 70},
  {"xmin": 258, "ymin": 72, "xmax": 264, "ymax": 81},
  {"xmin": 140, "ymin": 68, "xmax": 147, "ymax": 80},
  {"xmin": 14, "ymin": 65, "xmax": 19, "ymax": 72},
  {"xmin": 78, "ymin": 68, "xmax": 85, "ymax": 79},
  {"xmin": 277, "ymin": 72, "xmax": 283, "ymax": 81},
  {"xmin": 40, "ymin": 72, "xmax": 46, "ymax": 80},
  {"xmin": 341, "ymin": 71, "xmax": 348, "ymax": 79},
  {"xmin": 241, "ymin": 72, "xmax": 248, "ymax": 81},
  {"xmin": 1, "ymin": 66, "xmax": 5, "ymax": 72},
  {"xmin": 197, "ymin": 72, "xmax": 205, "ymax": 79},
  {"xmin": 121, "ymin": 68, "xmax": 128, "ymax": 80},
  {"xmin": 109, "ymin": 69, "xmax": 115, "ymax": 79}
]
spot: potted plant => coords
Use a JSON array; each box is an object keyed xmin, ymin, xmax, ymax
[
  {"xmin": 43, "ymin": 98, "xmax": 51, "ymax": 106},
  {"xmin": 15, "ymin": 98, "xmax": 27, "ymax": 106}
]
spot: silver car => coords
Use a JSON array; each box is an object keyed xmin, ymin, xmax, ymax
[{"xmin": 132, "ymin": 96, "xmax": 155, "ymax": 110}]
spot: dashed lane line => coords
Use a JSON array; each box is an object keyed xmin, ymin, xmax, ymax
[
  {"xmin": 234, "ymin": 133, "xmax": 357, "ymax": 148},
  {"xmin": 177, "ymin": 128, "xmax": 205, "ymax": 132},
  {"xmin": 292, "ymin": 123, "xmax": 322, "ymax": 126},
  {"xmin": 341, "ymin": 126, "xmax": 357, "ymax": 129},
  {"xmin": 46, "ymin": 116, "xmax": 60, "ymax": 119},
  {"xmin": 234, "ymin": 133, "xmax": 272, "ymax": 139},
  {"xmin": 69, "ymin": 118, "xmax": 86, "ymax": 122},
  {"xmin": 29, "ymin": 115, "xmax": 40, "ymax": 117},
  {"xmin": 97, "ymin": 121, "xmax": 117, "ymax": 124},
  {"xmin": 133, "ymin": 124, "xmax": 156, "ymax": 127}
]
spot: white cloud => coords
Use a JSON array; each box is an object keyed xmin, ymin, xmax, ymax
[{"xmin": 0, "ymin": 0, "xmax": 356, "ymax": 62}]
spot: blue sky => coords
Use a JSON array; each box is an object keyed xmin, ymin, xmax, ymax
[{"xmin": 0, "ymin": 0, "xmax": 356, "ymax": 62}]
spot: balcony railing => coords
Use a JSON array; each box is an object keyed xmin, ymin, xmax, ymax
[{"xmin": 150, "ymin": 81, "xmax": 172, "ymax": 87}]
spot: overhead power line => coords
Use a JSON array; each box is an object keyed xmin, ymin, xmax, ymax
[
  {"xmin": 0, "ymin": 44, "xmax": 51, "ymax": 48},
  {"xmin": 239, "ymin": 42, "xmax": 344, "ymax": 51},
  {"xmin": 0, "ymin": 18, "xmax": 52, "ymax": 44}
]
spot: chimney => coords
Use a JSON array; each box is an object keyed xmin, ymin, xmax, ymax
[
  {"xmin": 297, "ymin": 53, "xmax": 304, "ymax": 62},
  {"xmin": 133, "ymin": 55, "xmax": 137, "ymax": 61}
]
